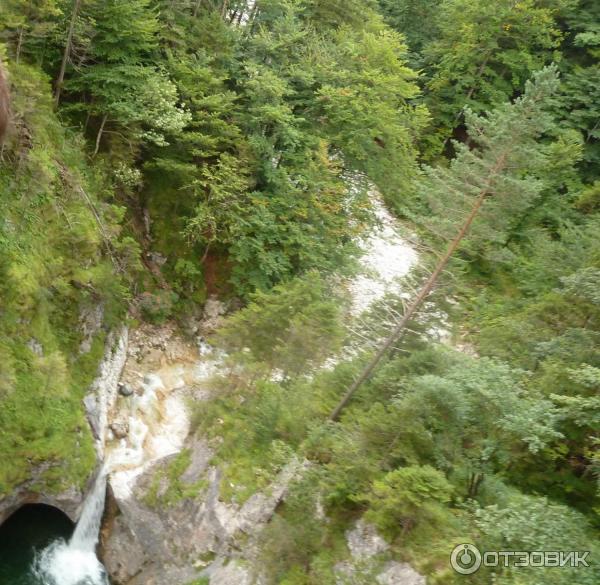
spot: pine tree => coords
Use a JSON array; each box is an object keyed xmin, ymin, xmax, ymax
[
  {"xmin": 0, "ymin": 0, "xmax": 62, "ymax": 63},
  {"xmin": 330, "ymin": 65, "xmax": 561, "ymax": 420}
]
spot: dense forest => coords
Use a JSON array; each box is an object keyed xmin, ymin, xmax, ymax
[{"xmin": 0, "ymin": 1, "xmax": 599, "ymax": 584}]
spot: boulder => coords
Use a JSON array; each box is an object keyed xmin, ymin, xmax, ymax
[
  {"xmin": 110, "ymin": 419, "xmax": 129, "ymax": 440},
  {"xmin": 376, "ymin": 561, "xmax": 426, "ymax": 585},
  {"xmin": 346, "ymin": 519, "xmax": 389, "ymax": 560},
  {"xmin": 118, "ymin": 382, "xmax": 134, "ymax": 397}
]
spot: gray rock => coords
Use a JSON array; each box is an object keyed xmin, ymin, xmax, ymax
[
  {"xmin": 84, "ymin": 393, "xmax": 102, "ymax": 441},
  {"xmin": 79, "ymin": 304, "xmax": 104, "ymax": 354},
  {"xmin": 0, "ymin": 463, "xmax": 106, "ymax": 528},
  {"xmin": 148, "ymin": 251, "xmax": 167, "ymax": 266},
  {"xmin": 180, "ymin": 438, "xmax": 212, "ymax": 485},
  {"xmin": 376, "ymin": 561, "xmax": 426, "ymax": 585},
  {"xmin": 205, "ymin": 560, "xmax": 252, "ymax": 585},
  {"xmin": 118, "ymin": 382, "xmax": 134, "ymax": 397},
  {"xmin": 110, "ymin": 419, "xmax": 129, "ymax": 440},
  {"xmin": 199, "ymin": 297, "xmax": 227, "ymax": 334},
  {"xmin": 27, "ymin": 338, "xmax": 43, "ymax": 356},
  {"xmin": 0, "ymin": 480, "xmax": 82, "ymax": 526},
  {"xmin": 347, "ymin": 519, "xmax": 389, "ymax": 561},
  {"xmin": 103, "ymin": 441, "xmax": 308, "ymax": 585},
  {"xmin": 102, "ymin": 513, "xmax": 147, "ymax": 584},
  {"xmin": 335, "ymin": 519, "xmax": 425, "ymax": 585}
]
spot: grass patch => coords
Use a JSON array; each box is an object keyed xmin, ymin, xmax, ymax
[{"xmin": 144, "ymin": 449, "xmax": 208, "ymax": 508}]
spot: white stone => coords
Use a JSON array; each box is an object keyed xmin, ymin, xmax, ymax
[
  {"xmin": 347, "ymin": 519, "xmax": 389, "ymax": 561},
  {"xmin": 376, "ymin": 561, "xmax": 426, "ymax": 585}
]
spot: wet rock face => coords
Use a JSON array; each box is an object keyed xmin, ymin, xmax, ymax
[{"xmin": 83, "ymin": 327, "xmax": 129, "ymax": 457}]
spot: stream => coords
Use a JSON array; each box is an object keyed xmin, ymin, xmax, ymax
[{"xmin": 3, "ymin": 193, "xmax": 418, "ymax": 585}]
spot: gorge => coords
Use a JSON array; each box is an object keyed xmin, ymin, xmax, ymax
[
  {"xmin": 1, "ymin": 2, "xmax": 598, "ymax": 584},
  {"xmin": 1, "ymin": 191, "xmax": 422, "ymax": 585}
]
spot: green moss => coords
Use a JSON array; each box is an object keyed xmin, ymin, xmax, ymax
[
  {"xmin": 0, "ymin": 62, "xmax": 127, "ymax": 495},
  {"xmin": 144, "ymin": 449, "xmax": 208, "ymax": 508},
  {"xmin": 184, "ymin": 578, "xmax": 209, "ymax": 585}
]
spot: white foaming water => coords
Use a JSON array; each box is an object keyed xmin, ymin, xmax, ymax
[
  {"xmin": 32, "ymin": 540, "xmax": 108, "ymax": 585},
  {"xmin": 109, "ymin": 362, "xmax": 201, "ymax": 499},
  {"xmin": 348, "ymin": 196, "xmax": 418, "ymax": 315},
  {"xmin": 33, "ymin": 470, "xmax": 109, "ymax": 585}
]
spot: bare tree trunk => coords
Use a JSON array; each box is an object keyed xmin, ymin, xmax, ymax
[
  {"xmin": 193, "ymin": 0, "xmax": 203, "ymax": 17},
  {"xmin": 467, "ymin": 472, "xmax": 485, "ymax": 498},
  {"xmin": 221, "ymin": 0, "xmax": 229, "ymax": 19},
  {"xmin": 246, "ymin": 1, "xmax": 259, "ymax": 34},
  {"xmin": 329, "ymin": 153, "xmax": 508, "ymax": 421},
  {"xmin": 93, "ymin": 113, "xmax": 108, "ymax": 157},
  {"xmin": 0, "ymin": 56, "xmax": 10, "ymax": 146},
  {"xmin": 15, "ymin": 27, "xmax": 25, "ymax": 64},
  {"xmin": 236, "ymin": 2, "xmax": 246, "ymax": 24},
  {"xmin": 55, "ymin": 0, "xmax": 82, "ymax": 107},
  {"xmin": 200, "ymin": 242, "xmax": 211, "ymax": 264}
]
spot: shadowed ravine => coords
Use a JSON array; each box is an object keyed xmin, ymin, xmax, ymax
[{"xmin": 0, "ymin": 504, "xmax": 75, "ymax": 585}]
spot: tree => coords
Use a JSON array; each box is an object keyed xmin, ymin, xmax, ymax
[
  {"xmin": 0, "ymin": 0, "xmax": 61, "ymax": 63},
  {"xmin": 54, "ymin": 0, "xmax": 81, "ymax": 106},
  {"xmin": 361, "ymin": 465, "xmax": 453, "ymax": 536},
  {"xmin": 422, "ymin": 0, "xmax": 570, "ymax": 155},
  {"xmin": 377, "ymin": 0, "xmax": 439, "ymax": 67},
  {"xmin": 475, "ymin": 493, "xmax": 600, "ymax": 584},
  {"xmin": 71, "ymin": 64, "xmax": 190, "ymax": 154},
  {"xmin": 556, "ymin": 0, "xmax": 600, "ymax": 181},
  {"xmin": 311, "ymin": 26, "xmax": 428, "ymax": 197},
  {"xmin": 400, "ymin": 356, "xmax": 562, "ymax": 494},
  {"xmin": 330, "ymin": 66, "xmax": 561, "ymax": 420},
  {"xmin": 215, "ymin": 272, "xmax": 344, "ymax": 376},
  {"xmin": 64, "ymin": 0, "xmax": 191, "ymax": 153}
]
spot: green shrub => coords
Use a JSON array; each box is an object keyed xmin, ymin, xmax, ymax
[{"xmin": 139, "ymin": 290, "xmax": 179, "ymax": 323}]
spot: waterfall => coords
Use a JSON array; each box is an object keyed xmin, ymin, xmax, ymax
[
  {"xmin": 70, "ymin": 468, "xmax": 107, "ymax": 552},
  {"xmin": 32, "ymin": 469, "xmax": 109, "ymax": 585}
]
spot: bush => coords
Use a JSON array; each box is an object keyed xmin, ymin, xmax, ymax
[
  {"xmin": 139, "ymin": 290, "xmax": 179, "ymax": 323},
  {"xmin": 361, "ymin": 465, "xmax": 453, "ymax": 537}
]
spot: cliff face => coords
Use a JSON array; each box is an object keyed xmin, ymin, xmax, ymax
[
  {"xmin": 0, "ymin": 329, "xmax": 128, "ymax": 526},
  {"xmin": 102, "ymin": 437, "xmax": 308, "ymax": 585},
  {"xmin": 83, "ymin": 327, "xmax": 129, "ymax": 459},
  {"xmin": 0, "ymin": 60, "xmax": 129, "ymax": 502}
]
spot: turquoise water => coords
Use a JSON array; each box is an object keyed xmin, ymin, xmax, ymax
[{"xmin": 0, "ymin": 504, "xmax": 73, "ymax": 585}]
